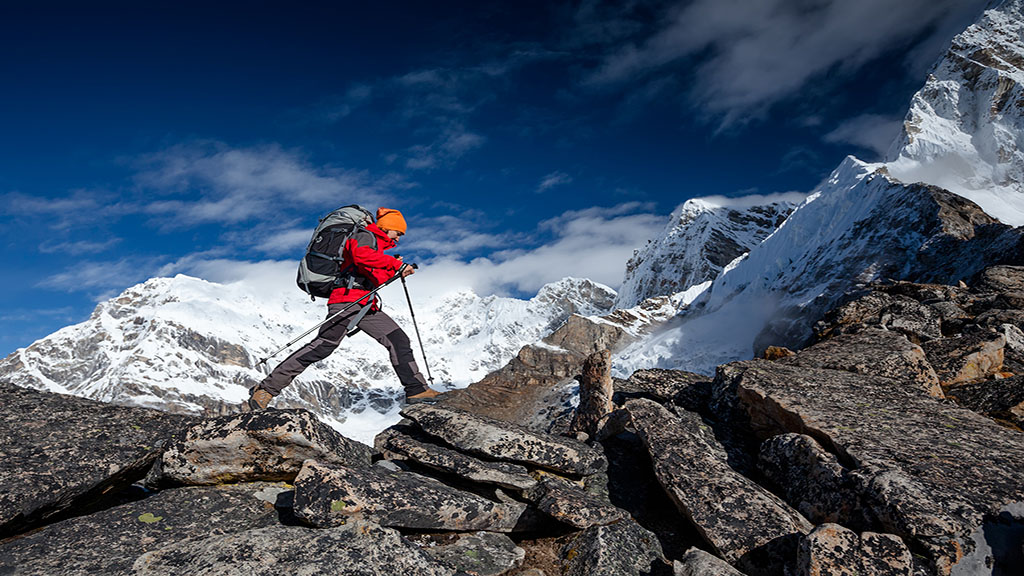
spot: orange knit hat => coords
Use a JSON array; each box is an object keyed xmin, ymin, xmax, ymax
[{"xmin": 376, "ymin": 208, "xmax": 407, "ymax": 234}]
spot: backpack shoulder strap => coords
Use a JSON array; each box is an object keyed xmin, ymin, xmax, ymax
[{"xmin": 351, "ymin": 226, "xmax": 378, "ymax": 251}]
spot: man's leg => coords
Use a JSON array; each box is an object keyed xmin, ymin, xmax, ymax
[
  {"xmin": 357, "ymin": 309, "xmax": 431, "ymax": 397},
  {"xmin": 257, "ymin": 304, "xmax": 358, "ymax": 398}
]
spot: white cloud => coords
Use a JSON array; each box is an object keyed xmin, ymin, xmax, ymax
[
  {"xmin": 251, "ymin": 228, "xmax": 314, "ymax": 255},
  {"xmin": 584, "ymin": 0, "xmax": 989, "ymax": 122},
  {"xmin": 38, "ymin": 238, "xmax": 121, "ymax": 255},
  {"xmin": 824, "ymin": 114, "xmax": 905, "ymax": 159},
  {"xmin": 405, "ymin": 124, "xmax": 486, "ymax": 171},
  {"xmin": 416, "ymin": 203, "xmax": 663, "ymax": 296},
  {"xmin": 116, "ymin": 203, "xmax": 665, "ymax": 309},
  {"xmin": 537, "ymin": 171, "xmax": 573, "ymax": 193},
  {"xmin": 2, "ymin": 189, "xmax": 126, "ymax": 230},
  {"xmin": 44, "ymin": 259, "xmax": 154, "ymax": 293},
  {"xmin": 692, "ymin": 191, "xmax": 809, "ymax": 210},
  {"xmin": 405, "ymin": 228, "xmax": 515, "ymax": 260},
  {"xmin": 135, "ymin": 141, "xmax": 395, "ymax": 225}
]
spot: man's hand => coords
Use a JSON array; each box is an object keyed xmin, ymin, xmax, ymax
[{"xmin": 401, "ymin": 263, "xmax": 416, "ymax": 277}]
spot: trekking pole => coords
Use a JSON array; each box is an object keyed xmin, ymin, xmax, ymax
[
  {"xmin": 257, "ymin": 271, "xmax": 404, "ymax": 371},
  {"xmin": 400, "ymin": 269, "xmax": 435, "ymax": 387}
]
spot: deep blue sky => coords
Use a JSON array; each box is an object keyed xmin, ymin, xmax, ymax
[{"xmin": 0, "ymin": 0, "xmax": 991, "ymax": 355}]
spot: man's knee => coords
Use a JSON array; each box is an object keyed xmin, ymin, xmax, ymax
[{"xmin": 385, "ymin": 328, "xmax": 411, "ymax": 350}]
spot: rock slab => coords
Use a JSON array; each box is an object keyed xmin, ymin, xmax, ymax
[
  {"xmin": 131, "ymin": 520, "xmax": 454, "ymax": 576},
  {"xmin": 157, "ymin": 409, "xmax": 373, "ymax": 485},
  {"xmin": 626, "ymin": 398, "xmax": 812, "ymax": 575},
  {"xmin": 674, "ymin": 548, "xmax": 747, "ymax": 575},
  {"xmin": 534, "ymin": 475, "xmax": 629, "ymax": 529},
  {"xmin": 778, "ymin": 329, "xmax": 942, "ymax": 397},
  {"xmin": 0, "ymin": 482, "xmax": 284, "ymax": 576},
  {"xmin": 0, "ymin": 381, "xmax": 194, "ymax": 538},
  {"xmin": 375, "ymin": 424, "xmax": 537, "ymax": 491},
  {"xmin": 797, "ymin": 524, "xmax": 912, "ymax": 576},
  {"xmin": 293, "ymin": 459, "xmax": 526, "ymax": 532},
  {"xmin": 719, "ymin": 359, "xmax": 1024, "ymax": 574},
  {"xmin": 400, "ymin": 404, "xmax": 606, "ymax": 477},
  {"xmin": 423, "ymin": 531, "xmax": 526, "ymax": 576},
  {"xmin": 560, "ymin": 517, "xmax": 666, "ymax": 576}
]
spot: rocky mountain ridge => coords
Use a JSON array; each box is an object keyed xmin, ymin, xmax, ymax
[
  {"xmin": 0, "ymin": 274, "xmax": 616, "ymax": 444},
  {"xmin": 2, "ymin": 265, "xmax": 1022, "ymax": 575}
]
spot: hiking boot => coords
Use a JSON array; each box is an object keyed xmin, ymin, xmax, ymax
[
  {"xmin": 247, "ymin": 387, "xmax": 273, "ymax": 411},
  {"xmin": 405, "ymin": 388, "xmax": 443, "ymax": 405}
]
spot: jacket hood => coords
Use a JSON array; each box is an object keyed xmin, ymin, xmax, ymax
[{"xmin": 367, "ymin": 223, "xmax": 397, "ymax": 250}]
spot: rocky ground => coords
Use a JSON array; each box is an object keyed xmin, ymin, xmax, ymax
[{"xmin": 2, "ymin": 267, "xmax": 1024, "ymax": 575}]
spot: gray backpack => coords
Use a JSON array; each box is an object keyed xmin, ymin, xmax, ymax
[{"xmin": 296, "ymin": 205, "xmax": 375, "ymax": 299}]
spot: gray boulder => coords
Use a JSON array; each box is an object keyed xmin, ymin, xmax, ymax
[
  {"xmin": 400, "ymin": 404, "xmax": 606, "ymax": 477},
  {"xmin": 945, "ymin": 376, "xmax": 1024, "ymax": 429},
  {"xmin": 534, "ymin": 475, "xmax": 629, "ymax": 529},
  {"xmin": 975, "ymin": 309, "xmax": 1024, "ymax": 331},
  {"xmin": 673, "ymin": 548, "xmax": 747, "ymax": 575},
  {"xmin": 618, "ymin": 368, "xmax": 712, "ymax": 411},
  {"xmin": 625, "ymin": 398, "xmax": 812, "ymax": 575},
  {"xmin": 921, "ymin": 331, "xmax": 1006, "ymax": 386},
  {"xmin": 560, "ymin": 517, "xmax": 666, "ymax": 576},
  {"xmin": 717, "ymin": 359, "xmax": 1024, "ymax": 575},
  {"xmin": 156, "ymin": 409, "xmax": 373, "ymax": 486},
  {"xmin": 816, "ymin": 293, "xmax": 943, "ymax": 343},
  {"xmin": 292, "ymin": 459, "xmax": 526, "ymax": 532},
  {"xmin": 797, "ymin": 524, "xmax": 912, "ymax": 576},
  {"xmin": 0, "ymin": 381, "xmax": 194, "ymax": 538},
  {"xmin": 973, "ymin": 265, "xmax": 1024, "ymax": 294},
  {"xmin": 0, "ymin": 482, "xmax": 284, "ymax": 576},
  {"xmin": 879, "ymin": 280, "xmax": 967, "ymax": 305},
  {"xmin": 131, "ymin": 519, "xmax": 454, "ymax": 575},
  {"xmin": 860, "ymin": 532, "xmax": 916, "ymax": 576},
  {"xmin": 423, "ymin": 531, "xmax": 526, "ymax": 576},
  {"xmin": 779, "ymin": 329, "xmax": 942, "ymax": 397},
  {"xmin": 758, "ymin": 434, "xmax": 864, "ymax": 527},
  {"xmin": 375, "ymin": 424, "xmax": 537, "ymax": 491}
]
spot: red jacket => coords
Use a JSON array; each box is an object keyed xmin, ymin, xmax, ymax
[{"xmin": 328, "ymin": 224, "xmax": 403, "ymax": 306}]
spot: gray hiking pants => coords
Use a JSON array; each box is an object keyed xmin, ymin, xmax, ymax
[{"xmin": 259, "ymin": 303, "xmax": 429, "ymax": 397}]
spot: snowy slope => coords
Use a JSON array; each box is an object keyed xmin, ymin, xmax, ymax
[
  {"xmin": 616, "ymin": 158, "xmax": 1022, "ymax": 376},
  {"xmin": 888, "ymin": 0, "xmax": 1024, "ymax": 225},
  {"xmin": 614, "ymin": 195, "xmax": 800, "ymax": 309},
  {"xmin": 616, "ymin": 0, "xmax": 1024, "ymax": 376},
  {"xmin": 0, "ymin": 271, "xmax": 614, "ymax": 444}
]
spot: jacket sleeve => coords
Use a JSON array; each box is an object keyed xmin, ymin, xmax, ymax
[{"xmin": 347, "ymin": 231, "xmax": 402, "ymax": 285}]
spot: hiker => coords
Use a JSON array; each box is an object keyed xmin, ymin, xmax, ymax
[{"xmin": 247, "ymin": 207, "xmax": 443, "ymax": 409}]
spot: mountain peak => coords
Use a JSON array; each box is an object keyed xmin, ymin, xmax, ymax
[
  {"xmin": 887, "ymin": 0, "xmax": 1024, "ymax": 225},
  {"xmin": 614, "ymin": 194, "xmax": 800, "ymax": 309}
]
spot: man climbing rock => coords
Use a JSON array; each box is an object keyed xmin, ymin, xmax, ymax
[{"xmin": 248, "ymin": 207, "xmax": 443, "ymax": 409}]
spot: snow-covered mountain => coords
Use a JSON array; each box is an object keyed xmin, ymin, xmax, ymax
[
  {"xmin": 615, "ymin": 195, "xmax": 801, "ymax": 309},
  {"xmin": 888, "ymin": 0, "xmax": 1024, "ymax": 225},
  {"xmin": 616, "ymin": 0, "xmax": 1024, "ymax": 376},
  {"xmin": 0, "ymin": 271, "xmax": 614, "ymax": 444}
]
